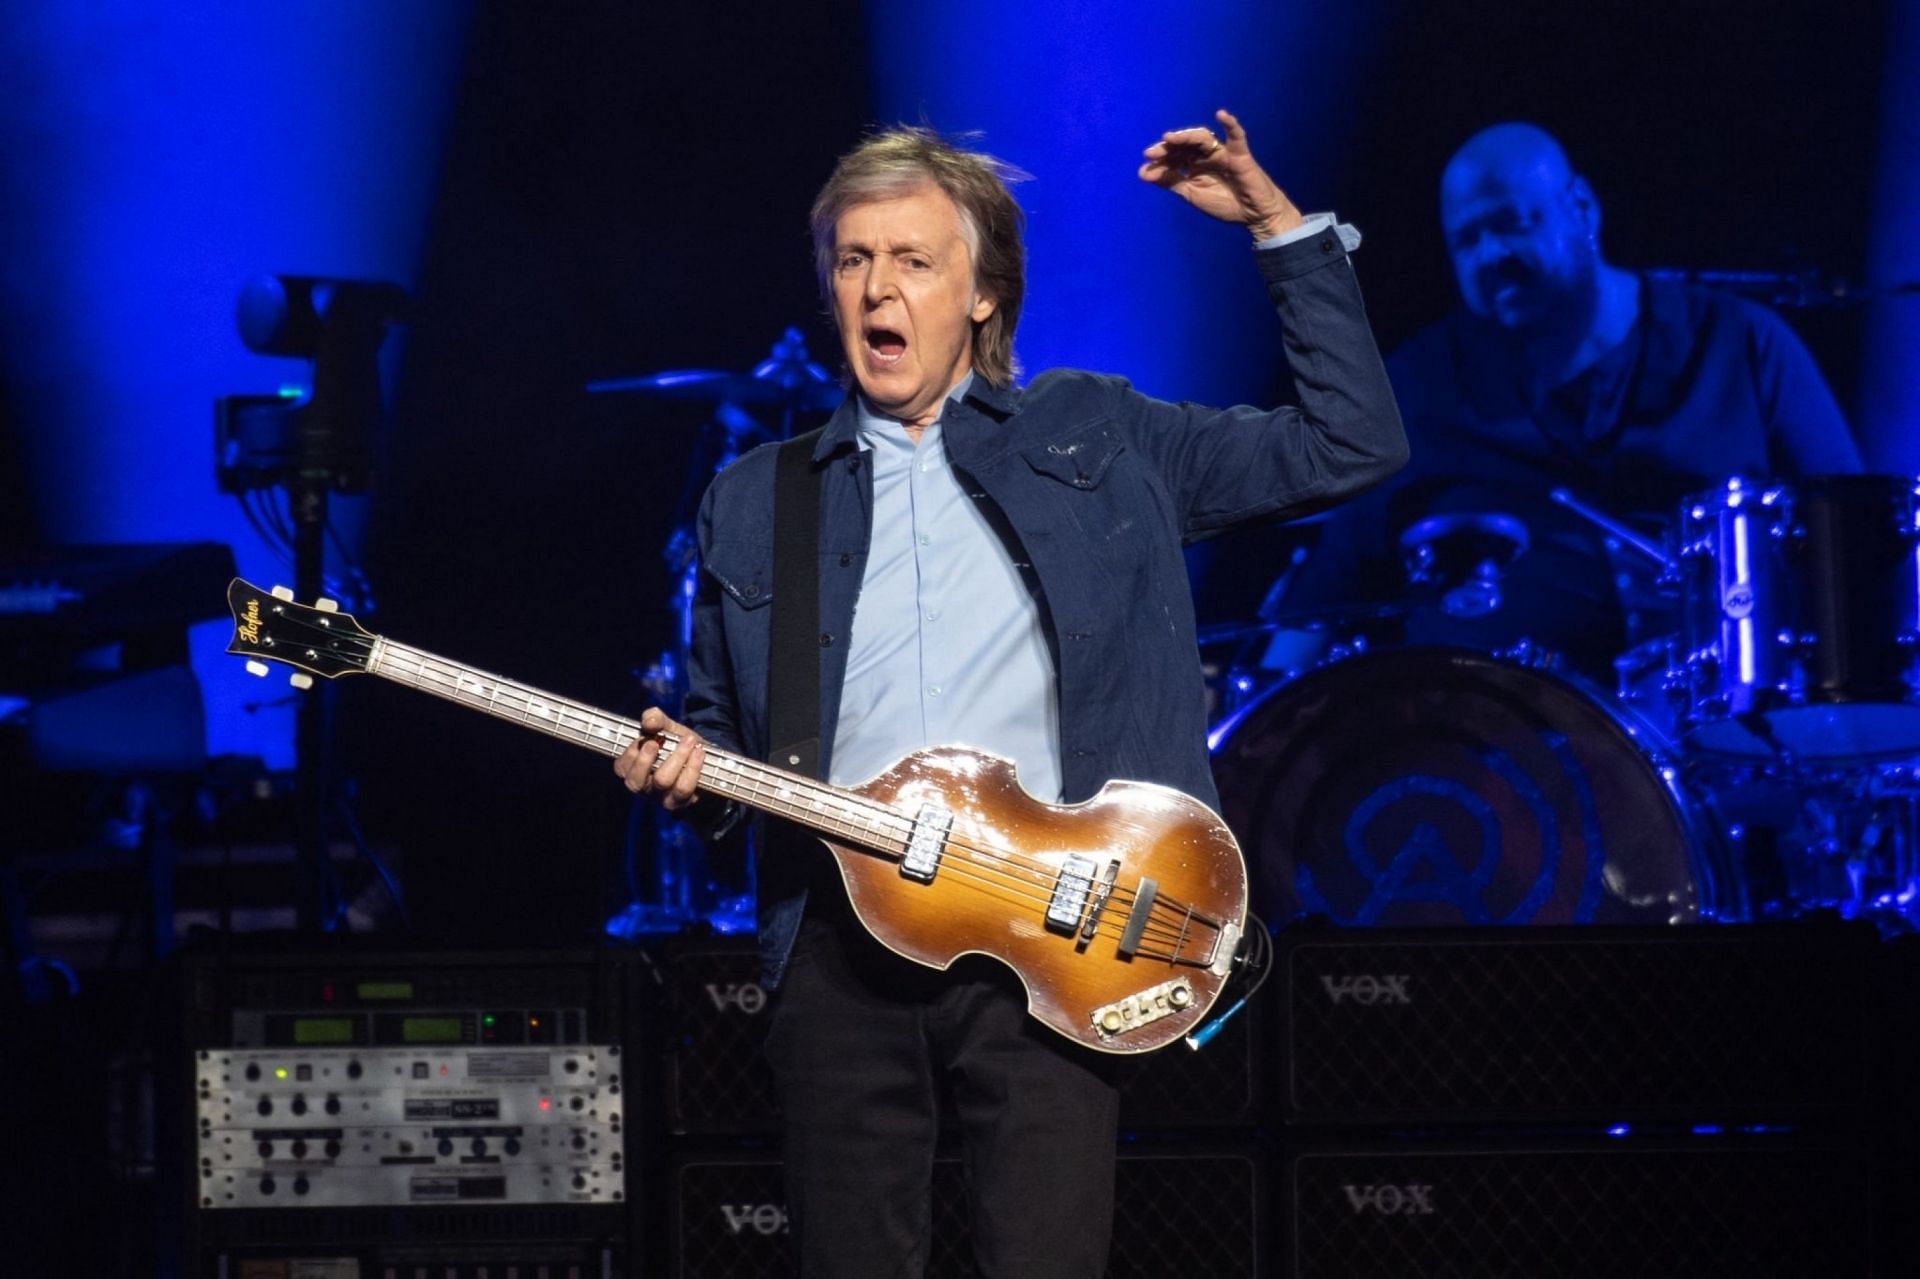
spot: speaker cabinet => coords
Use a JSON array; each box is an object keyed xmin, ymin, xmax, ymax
[
  {"xmin": 1278, "ymin": 1135, "xmax": 1873, "ymax": 1279},
  {"xmin": 1276, "ymin": 923, "xmax": 1876, "ymax": 1125}
]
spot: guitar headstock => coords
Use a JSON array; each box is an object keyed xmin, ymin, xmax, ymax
[{"xmin": 226, "ymin": 577, "xmax": 376, "ymax": 687}]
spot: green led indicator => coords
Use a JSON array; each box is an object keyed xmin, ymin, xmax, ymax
[{"xmin": 483, "ymin": 1014, "xmax": 497, "ymax": 1027}]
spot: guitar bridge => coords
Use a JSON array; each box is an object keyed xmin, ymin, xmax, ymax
[
  {"xmin": 900, "ymin": 804, "xmax": 953, "ymax": 882},
  {"xmin": 1091, "ymin": 978, "xmax": 1195, "ymax": 1041}
]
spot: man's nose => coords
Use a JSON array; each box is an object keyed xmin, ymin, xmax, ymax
[{"xmin": 863, "ymin": 257, "xmax": 897, "ymax": 304}]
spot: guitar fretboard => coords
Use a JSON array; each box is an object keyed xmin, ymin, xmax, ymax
[{"xmin": 369, "ymin": 638, "xmax": 910, "ymax": 856}]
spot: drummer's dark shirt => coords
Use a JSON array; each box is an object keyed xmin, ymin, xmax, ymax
[{"xmin": 1294, "ymin": 276, "xmax": 1862, "ymax": 678}]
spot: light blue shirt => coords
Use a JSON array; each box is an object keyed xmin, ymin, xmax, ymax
[
  {"xmin": 829, "ymin": 374, "xmax": 1064, "ymax": 800},
  {"xmin": 827, "ymin": 214, "xmax": 1352, "ymax": 801}
]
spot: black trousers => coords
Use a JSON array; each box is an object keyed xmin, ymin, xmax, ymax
[{"xmin": 763, "ymin": 905, "xmax": 1120, "ymax": 1278}]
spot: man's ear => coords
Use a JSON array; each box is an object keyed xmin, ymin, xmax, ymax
[
  {"xmin": 1568, "ymin": 174, "xmax": 1601, "ymax": 240},
  {"xmin": 971, "ymin": 293, "xmax": 996, "ymax": 324}
]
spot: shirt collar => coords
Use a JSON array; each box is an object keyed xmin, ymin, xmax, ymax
[{"xmin": 814, "ymin": 369, "xmax": 996, "ymax": 461}]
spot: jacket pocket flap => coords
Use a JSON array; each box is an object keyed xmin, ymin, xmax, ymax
[{"xmin": 1021, "ymin": 428, "xmax": 1124, "ymax": 489}]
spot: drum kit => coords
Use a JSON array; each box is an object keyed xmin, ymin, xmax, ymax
[{"xmin": 1209, "ymin": 472, "xmax": 1920, "ymax": 936}]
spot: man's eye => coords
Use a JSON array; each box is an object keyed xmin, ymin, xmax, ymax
[
  {"xmin": 906, "ymin": 257, "xmax": 931, "ymax": 270},
  {"xmin": 836, "ymin": 254, "xmax": 865, "ymax": 271}
]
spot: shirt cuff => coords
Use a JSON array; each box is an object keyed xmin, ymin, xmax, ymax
[{"xmin": 1255, "ymin": 212, "xmax": 1361, "ymax": 253}]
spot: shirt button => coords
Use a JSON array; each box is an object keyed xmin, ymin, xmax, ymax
[
  {"xmin": 918, "ymin": 534, "xmax": 931, "ymax": 547},
  {"xmin": 927, "ymin": 685, "xmax": 941, "ymax": 697},
  {"xmin": 819, "ymin": 632, "xmax": 834, "ymax": 647},
  {"xmin": 924, "ymin": 609, "xmax": 939, "ymax": 621}
]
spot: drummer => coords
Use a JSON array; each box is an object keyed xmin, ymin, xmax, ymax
[{"xmin": 1283, "ymin": 122, "xmax": 1862, "ymax": 680}]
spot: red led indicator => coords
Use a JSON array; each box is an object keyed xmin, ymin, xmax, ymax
[
  {"xmin": 539, "ymin": 1098, "xmax": 551, "ymax": 1111},
  {"xmin": 320, "ymin": 983, "xmax": 335, "ymax": 1003},
  {"xmin": 440, "ymin": 1065, "xmax": 449, "ymax": 1076}
]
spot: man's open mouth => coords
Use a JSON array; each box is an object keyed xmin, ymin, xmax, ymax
[{"xmin": 866, "ymin": 328, "xmax": 907, "ymax": 364}]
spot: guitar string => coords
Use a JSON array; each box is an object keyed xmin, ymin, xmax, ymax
[
  {"xmin": 365, "ymin": 639, "xmax": 1209, "ymax": 951},
  {"xmin": 257, "ymin": 616, "xmax": 1220, "ymax": 951},
  {"xmin": 363, "ymin": 639, "xmax": 1207, "ymax": 951}
]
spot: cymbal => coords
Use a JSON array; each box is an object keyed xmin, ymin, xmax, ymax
[
  {"xmin": 586, "ymin": 367, "xmax": 845, "ymax": 411},
  {"xmin": 588, "ymin": 326, "xmax": 845, "ymax": 412}
]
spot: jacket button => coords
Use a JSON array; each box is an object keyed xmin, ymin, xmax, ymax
[
  {"xmin": 819, "ymin": 632, "xmax": 833, "ymax": 647},
  {"xmin": 839, "ymin": 554, "xmax": 852, "ymax": 567},
  {"xmin": 1320, "ymin": 236, "xmax": 1336, "ymax": 254},
  {"xmin": 743, "ymin": 583, "xmax": 760, "ymax": 599}
]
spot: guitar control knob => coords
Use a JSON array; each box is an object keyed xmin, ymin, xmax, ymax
[
  {"xmin": 1169, "ymin": 984, "xmax": 1192, "ymax": 1009},
  {"xmin": 1099, "ymin": 1010, "xmax": 1125, "ymax": 1033}
]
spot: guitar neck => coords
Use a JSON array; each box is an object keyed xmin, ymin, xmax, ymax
[{"xmin": 369, "ymin": 639, "xmax": 903, "ymax": 853}]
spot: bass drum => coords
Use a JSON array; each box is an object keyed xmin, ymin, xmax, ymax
[{"xmin": 1211, "ymin": 648, "xmax": 1736, "ymax": 927}]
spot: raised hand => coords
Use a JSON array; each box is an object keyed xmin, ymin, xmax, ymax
[{"xmin": 1139, "ymin": 108, "xmax": 1302, "ymax": 242}]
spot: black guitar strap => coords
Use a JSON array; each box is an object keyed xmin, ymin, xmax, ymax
[{"xmin": 769, "ymin": 429, "xmax": 825, "ymax": 781}]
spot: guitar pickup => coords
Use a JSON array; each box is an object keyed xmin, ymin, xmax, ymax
[
  {"xmin": 900, "ymin": 804, "xmax": 953, "ymax": 883},
  {"xmin": 1045, "ymin": 855, "xmax": 1098, "ymax": 932}
]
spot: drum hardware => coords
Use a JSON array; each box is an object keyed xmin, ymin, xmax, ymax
[
  {"xmin": 594, "ymin": 328, "xmax": 841, "ymax": 937},
  {"xmin": 1398, "ymin": 511, "xmax": 1528, "ymax": 618},
  {"xmin": 1549, "ymin": 486, "xmax": 1675, "ymax": 571}
]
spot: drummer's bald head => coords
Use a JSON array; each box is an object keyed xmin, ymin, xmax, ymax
[
  {"xmin": 1442, "ymin": 123, "xmax": 1577, "ymax": 204},
  {"xmin": 812, "ymin": 127, "xmax": 1029, "ymax": 386}
]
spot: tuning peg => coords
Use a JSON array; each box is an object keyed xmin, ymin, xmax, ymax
[
  {"xmin": 245, "ymin": 661, "xmax": 270, "ymax": 677},
  {"xmin": 289, "ymin": 673, "xmax": 314, "ymax": 691},
  {"xmin": 271, "ymin": 585, "xmax": 295, "ymax": 601},
  {"xmin": 315, "ymin": 598, "xmax": 340, "ymax": 613}
]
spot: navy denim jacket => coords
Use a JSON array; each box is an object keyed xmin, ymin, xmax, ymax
[{"xmin": 685, "ymin": 224, "xmax": 1408, "ymax": 984}]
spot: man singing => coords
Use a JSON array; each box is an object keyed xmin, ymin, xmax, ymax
[{"xmin": 617, "ymin": 109, "xmax": 1405, "ymax": 1276}]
